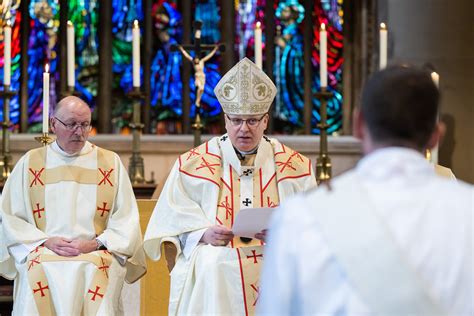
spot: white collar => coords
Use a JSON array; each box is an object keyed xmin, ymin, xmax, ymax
[
  {"xmin": 356, "ymin": 147, "xmax": 433, "ymax": 181},
  {"xmin": 219, "ymin": 134, "xmax": 273, "ymax": 175},
  {"xmin": 51, "ymin": 140, "xmax": 94, "ymax": 157}
]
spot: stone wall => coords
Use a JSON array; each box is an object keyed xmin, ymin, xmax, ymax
[{"xmin": 379, "ymin": 0, "xmax": 474, "ymax": 183}]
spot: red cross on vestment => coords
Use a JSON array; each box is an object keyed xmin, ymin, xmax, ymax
[
  {"xmin": 98, "ymin": 168, "xmax": 114, "ymax": 186},
  {"xmin": 29, "ymin": 168, "xmax": 45, "ymax": 187},
  {"xmin": 266, "ymin": 196, "xmax": 277, "ymax": 208},
  {"xmin": 246, "ymin": 249, "xmax": 263, "ymax": 264},
  {"xmin": 33, "ymin": 281, "xmax": 49, "ymax": 297},
  {"xmin": 98, "ymin": 258, "xmax": 110, "ymax": 278},
  {"xmin": 33, "ymin": 203, "xmax": 45, "ymax": 219},
  {"xmin": 97, "ymin": 202, "xmax": 111, "ymax": 217},
  {"xmin": 218, "ymin": 196, "xmax": 233, "ymax": 220},
  {"xmin": 195, "ymin": 157, "xmax": 220, "ymax": 175},
  {"xmin": 186, "ymin": 148, "xmax": 200, "ymax": 161},
  {"xmin": 276, "ymin": 152, "xmax": 304, "ymax": 173},
  {"xmin": 250, "ymin": 283, "xmax": 260, "ymax": 306},
  {"xmin": 88, "ymin": 286, "xmax": 104, "ymax": 301},
  {"xmin": 28, "ymin": 255, "xmax": 41, "ymax": 271}
]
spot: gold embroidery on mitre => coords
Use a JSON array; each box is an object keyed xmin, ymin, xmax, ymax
[{"xmin": 214, "ymin": 57, "xmax": 277, "ymax": 115}]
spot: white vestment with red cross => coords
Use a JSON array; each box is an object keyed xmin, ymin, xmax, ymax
[
  {"xmin": 144, "ymin": 135, "xmax": 316, "ymax": 315},
  {"xmin": 0, "ymin": 141, "xmax": 146, "ymax": 315}
]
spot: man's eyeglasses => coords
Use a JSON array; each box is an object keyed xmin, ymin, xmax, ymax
[
  {"xmin": 225, "ymin": 114, "xmax": 267, "ymax": 127},
  {"xmin": 54, "ymin": 117, "xmax": 92, "ymax": 132}
]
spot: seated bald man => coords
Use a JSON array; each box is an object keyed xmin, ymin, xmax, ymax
[{"xmin": 0, "ymin": 96, "xmax": 146, "ymax": 315}]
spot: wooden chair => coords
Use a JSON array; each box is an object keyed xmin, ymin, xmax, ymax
[{"xmin": 138, "ymin": 199, "xmax": 171, "ymax": 316}]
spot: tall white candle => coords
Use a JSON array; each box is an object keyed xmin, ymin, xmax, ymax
[
  {"xmin": 319, "ymin": 23, "xmax": 327, "ymax": 88},
  {"xmin": 431, "ymin": 71, "xmax": 439, "ymax": 88},
  {"xmin": 42, "ymin": 64, "xmax": 50, "ymax": 133},
  {"xmin": 132, "ymin": 20, "xmax": 140, "ymax": 88},
  {"xmin": 431, "ymin": 71, "xmax": 440, "ymax": 164},
  {"xmin": 254, "ymin": 21, "xmax": 262, "ymax": 69},
  {"xmin": 4, "ymin": 21, "xmax": 12, "ymax": 86},
  {"xmin": 67, "ymin": 20, "xmax": 75, "ymax": 88},
  {"xmin": 379, "ymin": 23, "xmax": 388, "ymax": 70}
]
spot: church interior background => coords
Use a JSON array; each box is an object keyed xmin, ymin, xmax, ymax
[
  {"xmin": 0, "ymin": 0, "xmax": 473, "ymax": 313},
  {"xmin": 0, "ymin": 0, "xmax": 347, "ymax": 135}
]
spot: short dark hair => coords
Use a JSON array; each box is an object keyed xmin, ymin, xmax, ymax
[{"xmin": 361, "ymin": 65, "xmax": 439, "ymax": 149}]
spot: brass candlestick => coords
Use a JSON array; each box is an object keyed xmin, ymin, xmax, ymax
[
  {"xmin": 314, "ymin": 87, "xmax": 333, "ymax": 184},
  {"xmin": 34, "ymin": 133, "xmax": 55, "ymax": 146},
  {"xmin": 60, "ymin": 86, "xmax": 80, "ymax": 98},
  {"xmin": 127, "ymin": 87, "xmax": 147, "ymax": 184},
  {"xmin": 0, "ymin": 85, "xmax": 16, "ymax": 182}
]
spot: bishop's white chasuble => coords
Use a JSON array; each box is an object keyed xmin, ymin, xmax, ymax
[
  {"xmin": 0, "ymin": 142, "xmax": 146, "ymax": 315},
  {"xmin": 144, "ymin": 135, "xmax": 316, "ymax": 315}
]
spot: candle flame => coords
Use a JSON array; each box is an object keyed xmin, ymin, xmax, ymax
[
  {"xmin": 380, "ymin": 22, "xmax": 387, "ymax": 30},
  {"xmin": 6, "ymin": 20, "xmax": 11, "ymax": 27},
  {"xmin": 256, "ymin": 21, "xmax": 261, "ymax": 29},
  {"xmin": 321, "ymin": 23, "xmax": 326, "ymax": 31},
  {"xmin": 45, "ymin": 64, "xmax": 49, "ymax": 73},
  {"xmin": 431, "ymin": 71, "xmax": 440, "ymax": 86},
  {"xmin": 67, "ymin": 20, "xmax": 73, "ymax": 27},
  {"xmin": 133, "ymin": 19, "xmax": 139, "ymax": 28}
]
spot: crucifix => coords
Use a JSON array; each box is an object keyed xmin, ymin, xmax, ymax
[{"xmin": 171, "ymin": 20, "xmax": 225, "ymax": 147}]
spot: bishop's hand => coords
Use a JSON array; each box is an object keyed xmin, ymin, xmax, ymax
[
  {"xmin": 200, "ymin": 225, "xmax": 234, "ymax": 247},
  {"xmin": 254, "ymin": 229, "xmax": 267, "ymax": 243}
]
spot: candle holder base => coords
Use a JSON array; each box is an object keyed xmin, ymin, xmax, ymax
[
  {"xmin": 126, "ymin": 88, "xmax": 153, "ymax": 184},
  {"xmin": 129, "ymin": 152, "xmax": 145, "ymax": 185},
  {"xmin": 0, "ymin": 89, "xmax": 17, "ymax": 99},
  {"xmin": 127, "ymin": 88, "xmax": 146, "ymax": 100},
  {"xmin": 60, "ymin": 86, "xmax": 81, "ymax": 98},
  {"xmin": 34, "ymin": 133, "xmax": 55, "ymax": 146},
  {"xmin": 0, "ymin": 85, "xmax": 17, "ymax": 182},
  {"xmin": 316, "ymin": 155, "xmax": 332, "ymax": 185},
  {"xmin": 0, "ymin": 154, "xmax": 12, "ymax": 182}
]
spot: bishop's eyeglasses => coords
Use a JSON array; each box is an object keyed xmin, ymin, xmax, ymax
[
  {"xmin": 225, "ymin": 114, "xmax": 267, "ymax": 128},
  {"xmin": 54, "ymin": 117, "xmax": 92, "ymax": 132}
]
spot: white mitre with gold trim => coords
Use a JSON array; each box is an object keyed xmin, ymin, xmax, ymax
[{"xmin": 214, "ymin": 57, "xmax": 277, "ymax": 115}]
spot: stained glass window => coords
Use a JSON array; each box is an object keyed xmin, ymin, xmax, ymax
[
  {"xmin": 150, "ymin": 0, "xmax": 183, "ymax": 133},
  {"xmin": 0, "ymin": 1, "xmax": 21, "ymax": 129},
  {"xmin": 313, "ymin": 0, "xmax": 343, "ymax": 134},
  {"xmin": 27, "ymin": 0, "xmax": 60, "ymax": 132},
  {"xmin": 111, "ymin": 0, "xmax": 143, "ymax": 133},
  {"xmin": 274, "ymin": 0, "xmax": 306, "ymax": 133},
  {"xmin": 235, "ymin": 0, "xmax": 265, "ymax": 61},
  {"xmin": 68, "ymin": 0, "xmax": 99, "ymax": 112}
]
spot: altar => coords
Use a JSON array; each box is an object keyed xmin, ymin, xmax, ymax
[{"xmin": 9, "ymin": 134, "xmax": 362, "ymax": 190}]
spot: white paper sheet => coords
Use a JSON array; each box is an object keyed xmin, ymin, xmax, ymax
[{"xmin": 232, "ymin": 207, "xmax": 274, "ymax": 238}]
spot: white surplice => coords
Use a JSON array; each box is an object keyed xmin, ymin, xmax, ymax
[
  {"xmin": 259, "ymin": 147, "xmax": 473, "ymax": 315},
  {"xmin": 144, "ymin": 135, "xmax": 316, "ymax": 315},
  {"xmin": 0, "ymin": 141, "xmax": 146, "ymax": 315}
]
